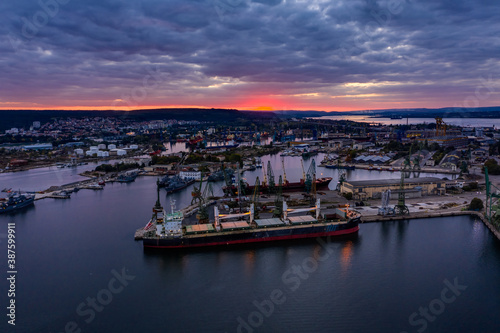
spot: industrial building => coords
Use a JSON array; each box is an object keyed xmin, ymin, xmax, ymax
[{"xmin": 340, "ymin": 177, "xmax": 446, "ymax": 200}]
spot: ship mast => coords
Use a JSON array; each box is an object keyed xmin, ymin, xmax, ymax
[{"xmin": 154, "ymin": 179, "xmax": 163, "ymax": 212}]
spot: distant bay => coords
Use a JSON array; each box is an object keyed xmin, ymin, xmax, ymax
[{"xmin": 317, "ymin": 116, "xmax": 500, "ymax": 128}]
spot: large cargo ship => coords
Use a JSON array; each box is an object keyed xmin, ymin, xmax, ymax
[
  {"xmin": 0, "ymin": 192, "xmax": 35, "ymax": 214},
  {"xmin": 140, "ymin": 186, "xmax": 360, "ymax": 249}
]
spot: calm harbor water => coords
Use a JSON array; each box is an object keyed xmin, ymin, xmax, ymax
[
  {"xmin": 0, "ymin": 175, "xmax": 499, "ymax": 333},
  {"xmin": 318, "ymin": 115, "xmax": 500, "ymax": 128}
]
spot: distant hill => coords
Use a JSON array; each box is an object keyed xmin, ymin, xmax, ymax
[
  {"xmin": 274, "ymin": 106, "xmax": 500, "ymax": 119},
  {"xmin": 1, "ymin": 106, "xmax": 499, "ymax": 132},
  {"xmin": 0, "ymin": 108, "xmax": 277, "ymax": 131}
]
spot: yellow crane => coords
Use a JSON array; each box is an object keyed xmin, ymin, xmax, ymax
[
  {"xmin": 435, "ymin": 117, "xmax": 447, "ymax": 136},
  {"xmin": 300, "ymin": 159, "xmax": 306, "ymax": 182},
  {"xmin": 281, "ymin": 156, "xmax": 287, "ymax": 184}
]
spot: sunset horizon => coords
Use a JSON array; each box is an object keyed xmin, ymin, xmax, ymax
[{"xmin": 3, "ymin": 1, "xmax": 500, "ymax": 113}]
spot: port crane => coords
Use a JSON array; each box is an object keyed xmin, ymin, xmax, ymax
[
  {"xmin": 336, "ymin": 158, "xmax": 347, "ymax": 191},
  {"xmin": 267, "ymin": 161, "xmax": 275, "ymax": 194},
  {"xmin": 394, "ymin": 172, "xmax": 409, "ymax": 215},
  {"xmin": 485, "ymin": 167, "xmax": 500, "ymax": 225},
  {"xmin": 251, "ymin": 177, "xmax": 260, "ymax": 220},
  {"xmin": 223, "ymin": 165, "xmax": 235, "ymax": 197},
  {"xmin": 273, "ymin": 175, "xmax": 283, "ymax": 217},
  {"xmin": 435, "ymin": 117, "xmax": 447, "ymax": 136},
  {"xmin": 281, "ymin": 156, "xmax": 288, "ymax": 185},
  {"xmin": 262, "ymin": 162, "xmax": 267, "ymax": 187},
  {"xmin": 191, "ymin": 176, "xmax": 214, "ymax": 223},
  {"xmin": 300, "ymin": 159, "xmax": 306, "ymax": 183},
  {"xmin": 304, "ymin": 159, "xmax": 316, "ymax": 194}
]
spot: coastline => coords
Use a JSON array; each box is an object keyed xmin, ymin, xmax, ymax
[{"xmin": 362, "ymin": 210, "xmax": 500, "ymax": 241}]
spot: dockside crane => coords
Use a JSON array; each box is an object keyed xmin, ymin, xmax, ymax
[
  {"xmin": 281, "ymin": 156, "xmax": 288, "ymax": 185},
  {"xmin": 223, "ymin": 165, "xmax": 235, "ymax": 197},
  {"xmin": 304, "ymin": 159, "xmax": 316, "ymax": 194},
  {"xmin": 435, "ymin": 117, "xmax": 447, "ymax": 136},
  {"xmin": 203, "ymin": 181, "xmax": 214, "ymax": 200},
  {"xmin": 262, "ymin": 162, "xmax": 267, "ymax": 187},
  {"xmin": 267, "ymin": 161, "xmax": 275, "ymax": 194},
  {"xmin": 252, "ymin": 177, "xmax": 260, "ymax": 220},
  {"xmin": 300, "ymin": 159, "xmax": 306, "ymax": 184},
  {"xmin": 485, "ymin": 167, "xmax": 500, "ymax": 225},
  {"xmin": 273, "ymin": 175, "xmax": 283, "ymax": 217},
  {"xmin": 394, "ymin": 172, "xmax": 409, "ymax": 215},
  {"xmin": 337, "ymin": 158, "xmax": 347, "ymax": 191},
  {"xmin": 191, "ymin": 177, "xmax": 210, "ymax": 223}
]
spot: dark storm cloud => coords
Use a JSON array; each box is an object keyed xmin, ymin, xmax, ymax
[{"xmin": 1, "ymin": 0, "xmax": 499, "ymax": 109}]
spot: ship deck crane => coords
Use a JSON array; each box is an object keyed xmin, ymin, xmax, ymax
[
  {"xmin": 283, "ymin": 199, "xmax": 321, "ymax": 222},
  {"xmin": 214, "ymin": 206, "xmax": 254, "ymax": 231},
  {"xmin": 337, "ymin": 158, "xmax": 346, "ymax": 191}
]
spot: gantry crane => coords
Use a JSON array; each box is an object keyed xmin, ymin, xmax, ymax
[
  {"xmin": 252, "ymin": 177, "xmax": 260, "ymax": 220},
  {"xmin": 281, "ymin": 156, "xmax": 288, "ymax": 185},
  {"xmin": 394, "ymin": 172, "xmax": 409, "ymax": 215},
  {"xmin": 273, "ymin": 175, "xmax": 283, "ymax": 217},
  {"xmin": 435, "ymin": 117, "xmax": 447, "ymax": 136},
  {"xmin": 267, "ymin": 161, "xmax": 275, "ymax": 194}
]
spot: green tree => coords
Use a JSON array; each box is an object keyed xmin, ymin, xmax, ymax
[
  {"xmin": 469, "ymin": 197, "xmax": 484, "ymax": 211},
  {"xmin": 483, "ymin": 159, "xmax": 500, "ymax": 175}
]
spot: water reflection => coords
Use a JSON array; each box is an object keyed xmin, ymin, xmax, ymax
[{"xmin": 340, "ymin": 241, "xmax": 354, "ymax": 275}]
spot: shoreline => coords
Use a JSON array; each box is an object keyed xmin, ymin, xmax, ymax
[{"xmin": 361, "ymin": 210, "xmax": 500, "ymax": 241}]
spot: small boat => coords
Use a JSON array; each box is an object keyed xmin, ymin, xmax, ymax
[
  {"xmin": 83, "ymin": 183, "xmax": 104, "ymax": 190},
  {"xmin": 0, "ymin": 192, "xmax": 35, "ymax": 214},
  {"xmin": 50, "ymin": 191, "xmax": 71, "ymax": 199},
  {"xmin": 116, "ymin": 172, "xmax": 138, "ymax": 183},
  {"xmin": 255, "ymin": 158, "xmax": 263, "ymax": 168}
]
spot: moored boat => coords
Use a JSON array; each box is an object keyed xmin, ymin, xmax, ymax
[{"xmin": 0, "ymin": 192, "xmax": 35, "ymax": 214}]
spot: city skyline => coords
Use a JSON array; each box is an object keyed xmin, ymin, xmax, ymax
[{"xmin": 1, "ymin": 0, "xmax": 500, "ymax": 111}]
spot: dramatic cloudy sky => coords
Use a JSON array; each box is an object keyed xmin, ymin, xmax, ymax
[{"xmin": 1, "ymin": 0, "xmax": 499, "ymax": 111}]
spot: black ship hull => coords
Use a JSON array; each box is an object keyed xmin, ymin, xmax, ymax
[{"xmin": 143, "ymin": 217, "xmax": 359, "ymax": 249}]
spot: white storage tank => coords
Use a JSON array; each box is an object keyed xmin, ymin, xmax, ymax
[
  {"xmin": 108, "ymin": 144, "xmax": 117, "ymax": 150},
  {"xmin": 129, "ymin": 144, "xmax": 139, "ymax": 149},
  {"xmin": 102, "ymin": 151, "xmax": 110, "ymax": 157},
  {"xmin": 116, "ymin": 149, "xmax": 127, "ymax": 156},
  {"xmin": 74, "ymin": 148, "xmax": 84, "ymax": 155},
  {"xmin": 98, "ymin": 144, "xmax": 106, "ymax": 150}
]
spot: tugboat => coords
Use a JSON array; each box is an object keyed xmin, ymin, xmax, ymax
[{"xmin": 0, "ymin": 192, "xmax": 35, "ymax": 214}]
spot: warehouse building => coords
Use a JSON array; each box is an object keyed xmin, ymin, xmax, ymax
[{"xmin": 340, "ymin": 177, "xmax": 446, "ymax": 200}]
